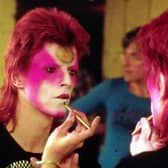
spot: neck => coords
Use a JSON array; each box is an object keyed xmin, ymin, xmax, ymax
[
  {"xmin": 6, "ymin": 95, "xmax": 53, "ymax": 153},
  {"xmin": 128, "ymin": 80, "xmax": 149, "ymax": 98}
]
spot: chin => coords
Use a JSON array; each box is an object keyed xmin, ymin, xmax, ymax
[
  {"xmin": 52, "ymin": 110, "xmax": 66, "ymax": 118},
  {"xmin": 124, "ymin": 76, "xmax": 131, "ymax": 82},
  {"xmin": 124, "ymin": 75, "xmax": 136, "ymax": 83},
  {"xmin": 42, "ymin": 108, "xmax": 66, "ymax": 119}
]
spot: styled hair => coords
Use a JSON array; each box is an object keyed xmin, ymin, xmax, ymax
[
  {"xmin": 122, "ymin": 26, "xmax": 141, "ymax": 49},
  {"xmin": 0, "ymin": 7, "xmax": 90, "ymax": 126},
  {"xmin": 138, "ymin": 10, "xmax": 168, "ymax": 140}
]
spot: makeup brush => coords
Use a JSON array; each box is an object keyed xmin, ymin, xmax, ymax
[
  {"xmin": 64, "ymin": 104, "xmax": 90, "ymax": 129},
  {"xmin": 131, "ymin": 115, "xmax": 153, "ymax": 135}
]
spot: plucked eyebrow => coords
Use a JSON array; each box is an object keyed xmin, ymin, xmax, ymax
[{"xmin": 68, "ymin": 64, "xmax": 78, "ymax": 71}]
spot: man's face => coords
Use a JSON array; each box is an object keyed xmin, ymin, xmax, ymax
[
  {"xmin": 123, "ymin": 40, "xmax": 146, "ymax": 82},
  {"xmin": 22, "ymin": 43, "xmax": 78, "ymax": 117},
  {"xmin": 147, "ymin": 72, "xmax": 165, "ymax": 121}
]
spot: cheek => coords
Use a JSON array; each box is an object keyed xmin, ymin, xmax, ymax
[
  {"xmin": 134, "ymin": 63, "xmax": 146, "ymax": 74},
  {"xmin": 23, "ymin": 70, "xmax": 64, "ymax": 104},
  {"xmin": 23, "ymin": 75, "xmax": 62, "ymax": 109},
  {"xmin": 133, "ymin": 62, "xmax": 145, "ymax": 69},
  {"xmin": 23, "ymin": 76, "xmax": 41, "ymax": 102},
  {"xmin": 26, "ymin": 66, "xmax": 65, "ymax": 87},
  {"xmin": 150, "ymin": 90, "xmax": 160, "ymax": 112},
  {"xmin": 147, "ymin": 77, "xmax": 161, "ymax": 113},
  {"xmin": 46, "ymin": 71, "xmax": 64, "ymax": 85},
  {"xmin": 147, "ymin": 76, "xmax": 155, "ymax": 97}
]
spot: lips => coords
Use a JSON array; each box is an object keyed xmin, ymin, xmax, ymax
[{"xmin": 57, "ymin": 94, "xmax": 70, "ymax": 99}]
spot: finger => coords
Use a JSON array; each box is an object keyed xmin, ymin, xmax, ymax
[
  {"xmin": 75, "ymin": 141, "xmax": 84, "ymax": 149},
  {"xmin": 73, "ymin": 153, "xmax": 79, "ymax": 167},
  {"xmin": 57, "ymin": 110, "xmax": 76, "ymax": 134},
  {"xmin": 62, "ymin": 153, "xmax": 79, "ymax": 168},
  {"xmin": 135, "ymin": 120, "xmax": 142, "ymax": 131},
  {"xmin": 75, "ymin": 115, "xmax": 90, "ymax": 132},
  {"xmin": 30, "ymin": 157, "xmax": 40, "ymax": 168},
  {"xmin": 89, "ymin": 116, "xmax": 101, "ymax": 134},
  {"xmin": 74, "ymin": 122, "xmax": 83, "ymax": 133},
  {"xmin": 70, "ymin": 116, "xmax": 101, "ymax": 143},
  {"xmin": 139, "ymin": 117, "xmax": 152, "ymax": 140},
  {"xmin": 80, "ymin": 116, "xmax": 101, "ymax": 137},
  {"xmin": 73, "ymin": 108, "xmax": 90, "ymax": 127},
  {"xmin": 72, "ymin": 115, "xmax": 100, "ymax": 136},
  {"xmin": 131, "ymin": 120, "xmax": 142, "ymax": 135},
  {"xmin": 132, "ymin": 116, "xmax": 153, "ymax": 135},
  {"xmin": 131, "ymin": 131, "xmax": 140, "ymax": 142},
  {"xmin": 131, "ymin": 118, "xmax": 147, "ymax": 143}
]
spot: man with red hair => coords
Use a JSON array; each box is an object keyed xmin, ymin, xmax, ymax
[
  {"xmin": 0, "ymin": 7, "xmax": 100, "ymax": 168},
  {"xmin": 116, "ymin": 9, "xmax": 168, "ymax": 168}
]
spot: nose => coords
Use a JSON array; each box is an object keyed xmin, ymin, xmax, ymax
[
  {"xmin": 123, "ymin": 57, "xmax": 128, "ymax": 66},
  {"xmin": 123, "ymin": 55, "xmax": 131, "ymax": 66},
  {"xmin": 61, "ymin": 71, "xmax": 73, "ymax": 88}
]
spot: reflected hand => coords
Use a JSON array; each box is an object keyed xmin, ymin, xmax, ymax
[{"xmin": 130, "ymin": 117, "xmax": 166, "ymax": 156}]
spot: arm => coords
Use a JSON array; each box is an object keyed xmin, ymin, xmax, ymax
[{"xmin": 71, "ymin": 80, "xmax": 111, "ymax": 115}]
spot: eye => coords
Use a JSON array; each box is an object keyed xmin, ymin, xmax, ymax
[
  {"xmin": 69, "ymin": 69, "xmax": 78, "ymax": 76},
  {"xmin": 45, "ymin": 67, "xmax": 56, "ymax": 73}
]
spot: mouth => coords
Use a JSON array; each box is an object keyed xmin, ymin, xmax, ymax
[{"xmin": 56, "ymin": 94, "xmax": 70, "ymax": 99}]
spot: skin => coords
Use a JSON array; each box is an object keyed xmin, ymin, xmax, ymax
[
  {"xmin": 22, "ymin": 43, "xmax": 79, "ymax": 117},
  {"xmin": 130, "ymin": 74, "xmax": 166, "ymax": 156},
  {"xmin": 123, "ymin": 40, "xmax": 146, "ymax": 83},
  {"xmin": 147, "ymin": 72, "xmax": 166, "ymax": 127},
  {"xmin": 31, "ymin": 153, "xmax": 79, "ymax": 168},
  {"xmin": 6, "ymin": 42, "xmax": 101, "ymax": 168},
  {"xmin": 130, "ymin": 117, "xmax": 165, "ymax": 156},
  {"xmin": 123, "ymin": 40, "xmax": 149, "ymax": 97}
]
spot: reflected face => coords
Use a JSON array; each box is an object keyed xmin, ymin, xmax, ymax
[
  {"xmin": 22, "ymin": 43, "xmax": 78, "ymax": 117},
  {"xmin": 123, "ymin": 40, "xmax": 147, "ymax": 82},
  {"xmin": 147, "ymin": 74, "xmax": 161, "ymax": 115},
  {"xmin": 147, "ymin": 73, "xmax": 165, "ymax": 123}
]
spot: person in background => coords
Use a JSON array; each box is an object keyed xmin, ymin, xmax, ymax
[
  {"xmin": 71, "ymin": 27, "xmax": 151, "ymax": 168},
  {"xmin": 0, "ymin": 7, "xmax": 100, "ymax": 168},
  {"xmin": 116, "ymin": 9, "xmax": 168, "ymax": 168}
]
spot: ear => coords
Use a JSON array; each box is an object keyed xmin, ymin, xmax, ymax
[{"xmin": 11, "ymin": 72, "xmax": 24, "ymax": 89}]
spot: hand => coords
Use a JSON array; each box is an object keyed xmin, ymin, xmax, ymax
[
  {"xmin": 130, "ymin": 117, "xmax": 166, "ymax": 156},
  {"xmin": 42, "ymin": 109, "xmax": 100, "ymax": 164},
  {"xmin": 61, "ymin": 153, "xmax": 79, "ymax": 168},
  {"xmin": 30, "ymin": 157, "xmax": 40, "ymax": 168},
  {"xmin": 30, "ymin": 153, "xmax": 79, "ymax": 168}
]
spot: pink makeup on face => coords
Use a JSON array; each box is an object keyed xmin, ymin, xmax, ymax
[
  {"xmin": 147, "ymin": 73, "xmax": 162, "ymax": 129},
  {"xmin": 22, "ymin": 44, "xmax": 78, "ymax": 117}
]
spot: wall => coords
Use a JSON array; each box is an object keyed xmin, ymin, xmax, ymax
[
  {"xmin": 102, "ymin": 0, "xmax": 168, "ymax": 79},
  {"xmin": 0, "ymin": 0, "xmax": 167, "ymax": 83},
  {"xmin": 0, "ymin": 1, "xmax": 15, "ymax": 85}
]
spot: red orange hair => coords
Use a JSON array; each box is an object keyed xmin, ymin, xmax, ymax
[
  {"xmin": 0, "ymin": 7, "xmax": 90, "ymax": 126},
  {"xmin": 138, "ymin": 10, "xmax": 168, "ymax": 140}
]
